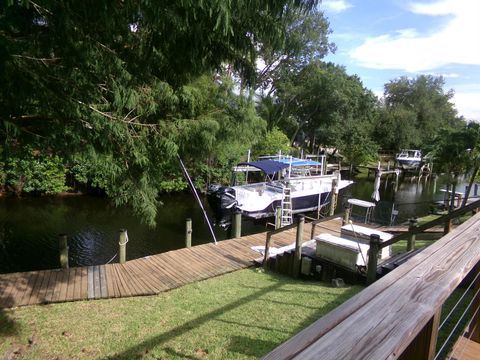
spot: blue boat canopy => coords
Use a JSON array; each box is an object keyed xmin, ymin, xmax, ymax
[
  {"xmin": 274, "ymin": 157, "xmax": 322, "ymax": 167},
  {"xmin": 237, "ymin": 160, "xmax": 290, "ymax": 175}
]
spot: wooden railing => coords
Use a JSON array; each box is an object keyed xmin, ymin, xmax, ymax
[
  {"xmin": 366, "ymin": 199, "xmax": 480, "ymax": 284},
  {"xmin": 263, "ymin": 207, "xmax": 480, "ymax": 360}
]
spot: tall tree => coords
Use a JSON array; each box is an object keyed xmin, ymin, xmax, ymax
[
  {"xmin": 274, "ymin": 61, "xmax": 378, "ymax": 165},
  {"xmin": 0, "ymin": 0, "xmax": 318, "ymax": 225},
  {"xmin": 256, "ymin": 7, "xmax": 334, "ymax": 96},
  {"xmin": 376, "ymin": 75, "xmax": 462, "ymax": 151},
  {"xmin": 428, "ymin": 123, "xmax": 479, "ymax": 212}
]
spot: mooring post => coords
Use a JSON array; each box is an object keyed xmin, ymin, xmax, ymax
[
  {"xmin": 342, "ymin": 204, "xmax": 351, "ymax": 225},
  {"xmin": 293, "ymin": 216, "xmax": 305, "ymax": 278},
  {"xmin": 329, "ymin": 178, "xmax": 338, "ymax": 216},
  {"xmin": 233, "ymin": 211, "xmax": 242, "ymax": 238},
  {"xmin": 59, "ymin": 234, "xmax": 69, "ymax": 269},
  {"xmin": 119, "ymin": 229, "xmax": 128, "ymax": 264},
  {"xmin": 275, "ymin": 206, "xmax": 282, "ymax": 229},
  {"xmin": 366, "ymin": 234, "xmax": 380, "ymax": 285},
  {"xmin": 263, "ymin": 233, "xmax": 272, "ymax": 270},
  {"xmin": 407, "ymin": 218, "xmax": 418, "ymax": 251},
  {"xmin": 185, "ymin": 218, "xmax": 192, "ymax": 248}
]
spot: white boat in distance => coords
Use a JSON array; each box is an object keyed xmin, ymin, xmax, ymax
[
  {"xmin": 395, "ymin": 149, "xmax": 422, "ymax": 170},
  {"xmin": 207, "ymin": 156, "xmax": 353, "ymax": 221}
]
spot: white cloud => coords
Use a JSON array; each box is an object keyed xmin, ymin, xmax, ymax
[
  {"xmin": 321, "ymin": 0, "xmax": 353, "ymax": 14},
  {"xmin": 452, "ymin": 90, "xmax": 480, "ymax": 121},
  {"xmin": 350, "ymin": 0, "xmax": 480, "ymax": 72},
  {"xmin": 424, "ymin": 72, "xmax": 460, "ymax": 78}
]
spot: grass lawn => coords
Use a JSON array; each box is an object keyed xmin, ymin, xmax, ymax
[{"xmin": 0, "ymin": 269, "xmax": 363, "ymax": 360}]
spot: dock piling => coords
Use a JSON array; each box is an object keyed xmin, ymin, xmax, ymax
[
  {"xmin": 185, "ymin": 218, "xmax": 192, "ymax": 248},
  {"xmin": 233, "ymin": 211, "xmax": 242, "ymax": 238},
  {"xmin": 366, "ymin": 234, "xmax": 380, "ymax": 285},
  {"xmin": 342, "ymin": 204, "xmax": 351, "ymax": 225},
  {"xmin": 275, "ymin": 206, "xmax": 281, "ymax": 229},
  {"xmin": 293, "ymin": 216, "xmax": 305, "ymax": 278},
  {"xmin": 59, "ymin": 234, "xmax": 69, "ymax": 269},
  {"xmin": 407, "ymin": 218, "xmax": 418, "ymax": 251},
  {"xmin": 329, "ymin": 178, "xmax": 338, "ymax": 216},
  {"xmin": 119, "ymin": 229, "xmax": 128, "ymax": 264}
]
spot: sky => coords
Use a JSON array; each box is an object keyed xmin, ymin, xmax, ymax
[{"xmin": 319, "ymin": 0, "xmax": 480, "ymax": 121}]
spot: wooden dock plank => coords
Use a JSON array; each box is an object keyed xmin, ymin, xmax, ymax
[
  {"xmin": 17, "ymin": 271, "xmax": 40, "ymax": 306},
  {"xmin": 181, "ymin": 249, "xmax": 221, "ymax": 278},
  {"xmin": 133, "ymin": 260, "xmax": 169, "ymax": 292},
  {"xmin": 143, "ymin": 257, "xmax": 180, "ymax": 289},
  {"xmin": 156, "ymin": 253, "xmax": 197, "ymax": 284},
  {"xmin": 196, "ymin": 245, "xmax": 244, "ymax": 271},
  {"xmin": 28, "ymin": 270, "xmax": 47, "ymax": 305},
  {"xmin": 148, "ymin": 256, "xmax": 188, "ymax": 288},
  {"xmin": 104, "ymin": 264, "xmax": 118, "ymax": 298},
  {"xmin": 121, "ymin": 262, "xmax": 154, "ymax": 296},
  {"xmin": 93, "ymin": 265, "xmax": 101, "ymax": 299},
  {"xmin": 56, "ymin": 269, "xmax": 70, "ymax": 303},
  {"xmin": 123, "ymin": 261, "xmax": 159, "ymax": 294},
  {"xmin": 51, "ymin": 269, "xmax": 67, "ymax": 303},
  {"xmin": 110, "ymin": 263, "xmax": 130, "ymax": 297},
  {"xmin": 165, "ymin": 250, "xmax": 211, "ymax": 282},
  {"xmin": 0, "ymin": 273, "xmax": 19, "ymax": 308},
  {"xmin": 99, "ymin": 265, "xmax": 108, "ymax": 298},
  {"xmin": 87, "ymin": 266, "xmax": 95, "ymax": 299},
  {"xmin": 7, "ymin": 272, "xmax": 31, "ymax": 308},
  {"xmin": 0, "ymin": 217, "xmax": 344, "ymax": 308}
]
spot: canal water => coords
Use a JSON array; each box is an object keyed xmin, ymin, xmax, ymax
[{"xmin": 0, "ymin": 173, "xmax": 475, "ymax": 274}]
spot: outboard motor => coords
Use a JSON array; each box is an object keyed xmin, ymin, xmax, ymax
[
  {"xmin": 207, "ymin": 184, "xmax": 237, "ymax": 212},
  {"xmin": 207, "ymin": 184, "xmax": 238, "ymax": 227}
]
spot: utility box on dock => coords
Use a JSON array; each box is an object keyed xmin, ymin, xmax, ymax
[
  {"xmin": 315, "ymin": 234, "xmax": 369, "ymax": 272},
  {"xmin": 340, "ymin": 224, "xmax": 392, "ymax": 260}
]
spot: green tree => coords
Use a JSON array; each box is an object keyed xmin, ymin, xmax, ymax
[
  {"xmin": 274, "ymin": 62, "xmax": 378, "ymax": 166},
  {"xmin": 378, "ymin": 75, "xmax": 462, "ymax": 151},
  {"xmin": 428, "ymin": 123, "xmax": 479, "ymax": 211},
  {"xmin": 256, "ymin": 7, "xmax": 334, "ymax": 96},
  {"xmin": 0, "ymin": 0, "xmax": 318, "ymax": 225},
  {"xmin": 253, "ymin": 127, "xmax": 291, "ymax": 157}
]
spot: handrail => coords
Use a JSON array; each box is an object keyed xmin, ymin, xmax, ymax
[
  {"xmin": 380, "ymin": 198, "xmax": 480, "ymax": 248},
  {"xmin": 263, "ymin": 213, "xmax": 480, "ymax": 360}
]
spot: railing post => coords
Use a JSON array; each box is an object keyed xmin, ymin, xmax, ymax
[
  {"xmin": 275, "ymin": 206, "xmax": 282, "ymax": 229},
  {"xmin": 470, "ymin": 262, "xmax": 480, "ymax": 342},
  {"xmin": 399, "ymin": 308, "xmax": 442, "ymax": 360},
  {"xmin": 119, "ymin": 229, "xmax": 128, "ymax": 264},
  {"xmin": 59, "ymin": 234, "xmax": 69, "ymax": 269},
  {"xmin": 263, "ymin": 233, "xmax": 272, "ymax": 270},
  {"xmin": 233, "ymin": 211, "xmax": 242, "ymax": 238},
  {"xmin": 343, "ymin": 204, "xmax": 351, "ymax": 226},
  {"xmin": 444, "ymin": 218, "xmax": 452, "ymax": 234},
  {"xmin": 185, "ymin": 218, "xmax": 192, "ymax": 248},
  {"xmin": 366, "ymin": 234, "xmax": 380, "ymax": 285},
  {"xmin": 407, "ymin": 218, "xmax": 418, "ymax": 251},
  {"xmin": 293, "ymin": 216, "xmax": 305, "ymax": 278},
  {"xmin": 310, "ymin": 221, "xmax": 317, "ymax": 240}
]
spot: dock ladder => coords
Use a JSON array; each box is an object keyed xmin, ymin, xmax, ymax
[{"xmin": 281, "ymin": 185, "xmax": 293, "ymax": 226}]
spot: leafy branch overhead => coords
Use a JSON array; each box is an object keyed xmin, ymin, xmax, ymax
[{"xmin": 0, "ymin": 0, "xmax": 318, "ymax": 225}]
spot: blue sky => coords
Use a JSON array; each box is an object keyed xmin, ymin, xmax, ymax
[{"xmin": 319, "ymin": 0, "xmax": 480, "ymax": 121}]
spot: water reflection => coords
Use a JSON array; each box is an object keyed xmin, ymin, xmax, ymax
[{"xmin": 0, "ymin": 173, "xmax": 476, "ymax": 273}]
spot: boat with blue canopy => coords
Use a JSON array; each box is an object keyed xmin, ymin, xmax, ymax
[{"xmin": 207, "ymin": 155, "xmax": 353, "ymax": 224}]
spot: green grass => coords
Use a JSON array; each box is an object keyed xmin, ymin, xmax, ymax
[
  {"xmin": 0, "ymin": 269, "xmax": 363, "ymax": 360},
  {"xmin": 391, "ymin": 239, "xmax": 433, "ymax": 255}
]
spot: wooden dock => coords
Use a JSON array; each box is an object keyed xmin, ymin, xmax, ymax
[{"xmin": 0, "ymin": 218, "xmax": 343, "ymax": 309}]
